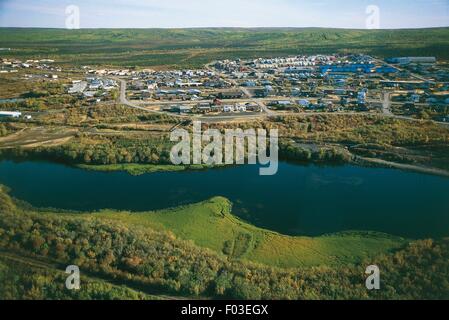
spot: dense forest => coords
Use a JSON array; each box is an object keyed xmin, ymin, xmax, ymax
[
  {"xmin": 0, "ymin": 186, "xmax": 448, "ymax": 300},
  {"xmin": 0, "ymin": 257, "xmax": 155, "ymax": 300}
]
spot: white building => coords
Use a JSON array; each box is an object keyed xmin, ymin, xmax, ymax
[
  {"xmin": 83, "ymin": 91, "xmax": 96, "ymax": 98},
  {"xmin": 0, "ymin": 111, "xmax": 22, "ymax": 118},
  {"xmin": 358, "ymin": 91, "xmax": 367, "ymax": 104},
  {"xmin": 148, "ymin": 83, "xmax": 158, "ymax": 91},
  {"xmin": 68, "ymin": 81, "xmax": 88, "ymax": 94},
  {"xmin": 223, "ymin": 105, "xmax": 235, "ymax": 112}
]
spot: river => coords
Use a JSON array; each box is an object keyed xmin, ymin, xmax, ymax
[{"xmin": 1, "ymin": 160, "xmax": 448, "ymax": 239}]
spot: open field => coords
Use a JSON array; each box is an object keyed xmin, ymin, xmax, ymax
[
  {"xmin": 85, "ymin": 197, "xmax": 406, "ymax": 268},
  {"xmin": 0, "ymin": 126, "xmax": 77, "ymax": 149},
  {"xmin": 1, "ymin": 28, "xmax": 449, "ymax": 68}
]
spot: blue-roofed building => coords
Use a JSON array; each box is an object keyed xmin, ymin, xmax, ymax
[
  {"xmin": 375, "ymin": 66, "xmax": 398, "ymax": 74},
  {"xmin": 242, "ymin": 81, "xmax": 256, "ymax": 87},
  {"xmin": 320, "ymin": 64, "xmax": 375, "ymax": 74},
  {"xmin": 386, "ymin": 57, "xmax": 436, "ymax": 65}
]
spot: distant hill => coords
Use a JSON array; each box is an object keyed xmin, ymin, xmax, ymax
[{"xmin": 0, "ymin": 27, "xmax": 448, "ymax": 68}]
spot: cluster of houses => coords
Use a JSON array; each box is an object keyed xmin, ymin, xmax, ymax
[
  {"xmin": 215, "ymin": 55, "xmax": 335, "ymax": 73},
  {"xmin": 119, "ymin": 53, "xmax": 448, "ymax": 119},
  {"xmin": 1, "ymin": 58, "xmax": 60, "ymax": 76},
  {"xmin": 67, "ymin": 77, "xmax": 117, "ymax": 102},
  {"xmin": 165, "ymin": 101, "xmax": 261, "ymax": 114},
  {"xmin": 126, "ymin": 69, "xmax": 233, "ymax": 101},
  {"xmin": 393, "ymin": 91, "xmax": 449, "ymax": 106},
  {"xmin": 392, "ymin": 90, "xmax": 449, "ymax": 105},
  {"xmin": 267, "ymin": 95, "xmax": 359, "ymax": 112},
  {"xmin": 319, "ymin": 63, "xmax": 398, "ymax": 74},
  {"xmin": 214, "ymin": 55, "xmax": 440, "ymax": 88},
  {"xmin": 2, "ymin": 52, "xmax": 448, "ymax": 122},
  {"xmin": 215, "ymin": 54, "xmax": 398, "ymax": 79},
  {"xmin": 251, "ymin": 55, "xmax": 334, "ymax": 69},
  {"xmin": 89, "ymin": 67, "xmax": 133, "ymax": 77},
  {"xmin": 116, "ymin": 55, "xmax": 387, "ymax": 114}
]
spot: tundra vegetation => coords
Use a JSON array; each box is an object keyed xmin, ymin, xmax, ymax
[
  {"xmin": 1, "ymin": 186, "xmax": 448, "ymax": 300},
  {"xmin": 2, "ymin": 111, "xmax": 449, "ymax": 171},
  {"xmin": 1, "ymin": 28, "xmax": 449, "ymax": 68}
]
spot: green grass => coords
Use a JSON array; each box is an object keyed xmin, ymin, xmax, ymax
[
  {"xmin": 82, "ymin": 197, "xmax": 406, "ymax": 268},
  {"xmin": 1, "ymin": 27, "xmax": 449, "ymax": 67},
  {"xmin": 76, "ymin": 163, "xmax": 220, "ymax": 175}
]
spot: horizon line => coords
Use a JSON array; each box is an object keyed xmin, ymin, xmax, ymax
[{"xmin": 1, "ymin": 26, "xmax": 449, "ymax": 31}]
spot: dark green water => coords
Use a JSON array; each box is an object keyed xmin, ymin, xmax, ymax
[{"xmin": 1, "ymin": 160, "xmax": 449, "ymax": 239}]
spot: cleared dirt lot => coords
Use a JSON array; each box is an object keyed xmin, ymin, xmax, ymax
[{"xmin": 0, "ymin": 126, "xmax": 78, "ymax": 149}]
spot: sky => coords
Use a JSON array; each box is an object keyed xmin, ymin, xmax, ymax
[{"xmin": 0, "ymin": 0, "xmax": 448, "ymax": 29}]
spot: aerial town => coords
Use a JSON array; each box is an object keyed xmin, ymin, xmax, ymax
[
  {"xmin": 1, "ymin": 54, "xmax": 449, "ymax": 123},
  {"xmin": 2, "ymin": 0, "xmax": 449, "ymax": 304},
  {"xmin": 1, "ymin": 0, "xmax": 449, "ymax": 302}
]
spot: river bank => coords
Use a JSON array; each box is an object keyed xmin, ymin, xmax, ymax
[{"xmin": 355, "ymin": 156, "xmax": 449, "ymax": 178}]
